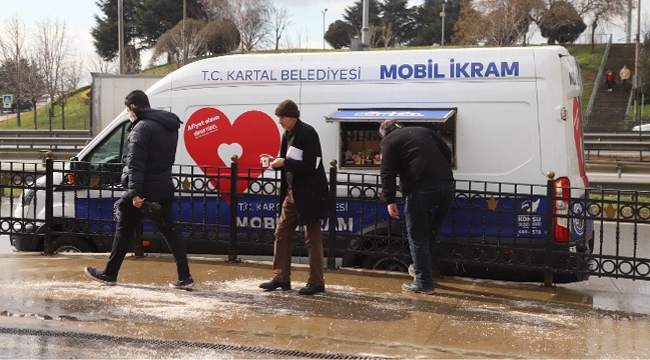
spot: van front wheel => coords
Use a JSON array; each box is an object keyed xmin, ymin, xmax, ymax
[{"xmin": 53, "ymin": 237, "xmax": 92, "ymax": 253}]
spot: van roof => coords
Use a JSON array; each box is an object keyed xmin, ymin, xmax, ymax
[{"xmin": 148, "ymin": 46, "xmax": 573, "ymax": 95}]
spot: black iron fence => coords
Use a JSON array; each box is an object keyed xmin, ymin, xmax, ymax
[{"xmin": 1, "ymin": 157, "xmax": 650, "ymax": 285}]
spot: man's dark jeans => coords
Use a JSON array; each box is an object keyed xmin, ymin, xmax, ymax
[
  {"xmin": 404, "ymin": 181, "xmax": 455, "ymax": 289},
  {"xmin": 105, "ymin": 199, "xmax": 191, "ymax": 281}
]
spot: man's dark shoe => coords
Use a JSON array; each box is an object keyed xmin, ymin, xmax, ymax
[
  {"xmin": 298, "ymin": 283, "xmax": 325, "ymax": 295},
  {"xmin": 402, "ymin": 282, "xmax": 434, "ymax": 294},
  {"xmin": 169, "ymin": 276, "xmax": 194, "ymax": 290},
  {"xmin": 259, "ymin": 279, "xmax": 291, "ymax": 291},
  {"xmin": 84, "ymin": 267, "xmax": 116, "ymax": 286}
]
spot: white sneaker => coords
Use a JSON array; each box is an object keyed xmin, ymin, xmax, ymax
[{"xmin": 408, "ymin": 264, "xmax": 415, "ymax": 277}]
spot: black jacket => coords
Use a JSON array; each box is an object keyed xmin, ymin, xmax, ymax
[
  {"xmin": 121, "ymin": 107, "xmax": 182, "ymax": 203},
  {"xmin": 380, "ymin": 126, "xmax": 454, "ymax": 204},
  {"xmin": 280, "ymin": 119, "xmax": 329, "ymax": 225}
]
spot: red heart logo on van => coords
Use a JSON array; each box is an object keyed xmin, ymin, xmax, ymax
[{"xmin": 184, "ymin": 108, "xmax": 281, "ymax": 202}]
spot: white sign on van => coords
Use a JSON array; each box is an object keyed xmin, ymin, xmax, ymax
[{"xmin": 195, "ymin": 55, "xmax": 535, "ymax": 85}]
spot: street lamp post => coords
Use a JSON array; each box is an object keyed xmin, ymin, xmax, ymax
[
  {"xmin": 322, "ymin": 8, "xmax": 328, "ymax": 49},
  {"xmin": 182, "ymin": 0, "xmax": 187, "ymax": 66},
  {"xmin": 361, "ymin": 0, "xmax": 370, "ymax": 49},
  {"xmin": 118, "ymin": 0, "xmax": 124, "ymax": 74},
  {"xmin": 633, "ymin": 0, "xmax": 641, "ymax": 121},
  {"xmin": 440, "ymin": 1, "xmax": 446, "ymax": 48}
]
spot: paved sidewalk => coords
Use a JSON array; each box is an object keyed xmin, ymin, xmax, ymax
[{"xmin": 1, "ymin": 252, "xmax": 650, "ymax": 358}]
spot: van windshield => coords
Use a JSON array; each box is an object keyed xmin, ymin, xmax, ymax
[{"xmin": 85, "ymin": 120, "xmax": 131, "ymax": 164}]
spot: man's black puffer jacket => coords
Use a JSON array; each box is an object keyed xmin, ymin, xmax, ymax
[{"xmin": 120, "ymin": 107, "xmax": 181, "ymax": 203}]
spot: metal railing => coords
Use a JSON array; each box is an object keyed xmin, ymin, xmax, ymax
[
  {"xmin": 583, "ymin": 139, "xmax": 650, "ymax": 161},
  {"xmin": 560, "ymin": 33, "xmax": 611, "ymax": 45},
  {"xmin": 584, "ymin": 132, "xmax": 650, "ymax": 141},
  {"xmin": 1, "ymin": 156, "xmax": 650, "ymax": 285},
  {"xmin": 0, "ymin": 136, "xmax": 90, "ymax": 161},
  {"xmin": 585, "ymin": 34, "xmax": 613, "ymax": 120}
]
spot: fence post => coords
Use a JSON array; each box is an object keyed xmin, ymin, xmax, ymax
[
  {"xmin": 327, "ymin": 160, "xmax": 338, "ymax": 269},
  {"xmin": 228, "ymin": 155, "xmax": 239, "ymax": 262},
  {"xmin": 43, "ymin": 151, "xmax": 54, "ymax": 255},
  {"xmin": 544, "ymin": 171, "xmax": 556, "ymax": 287}
]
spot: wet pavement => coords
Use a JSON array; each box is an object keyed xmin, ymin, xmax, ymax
[{"xmin": 1, "ymin": 252, "xmax": 650, "ymax": 359}]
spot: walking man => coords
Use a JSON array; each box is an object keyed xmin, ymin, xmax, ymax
[
  {"xmin": 259, "ymin": 99, "xmax": 329, "ymax": 295},
  {"xmin": 620, "ymin": 65, "xmax": 631, "ymax": 91},
  {"xmin": 379, "ymin": 120, "xmax": 455, "ymax": 294},
  {"xmin": 84, "ymin": 90, "xmax": 193, "ymax": 289}
]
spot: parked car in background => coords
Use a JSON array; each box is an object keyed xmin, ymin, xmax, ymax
[
  {"xmin": 632, "ymin": 123, "xmax": 650, "ymax": 131},
  {"xmin": 10, "ymin": 99, "xmax": 33, "ymax": 113}
]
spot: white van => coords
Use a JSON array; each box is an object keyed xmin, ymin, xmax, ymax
[{"xmin": 12, "ymin": 46, "xmax": 593, "ymax": 278}]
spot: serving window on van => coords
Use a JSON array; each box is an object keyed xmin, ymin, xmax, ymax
[{"xmin": 326, "ymin": 108, "xmax": 456, "ymax": 169}]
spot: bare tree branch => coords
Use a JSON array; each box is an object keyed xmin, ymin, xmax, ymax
[
  {"xmin": 35, "ymin": 17, "xmax": 71, "ymax": 122},
  {"xmin": 0, "ymin": 15, "xmax": 30, "ymax": 126},
  {"xmin": 271, "ymin": 5, "xmax": 292, "ymax": 50},
  {"xmin": 203, "ymin": 0, "xmax": 272, "ymax": 52}
]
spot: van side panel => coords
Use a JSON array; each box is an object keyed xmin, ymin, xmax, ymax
[{"xmin": 13, "ymin": 46, "xmax": 591, "ymax": 266}]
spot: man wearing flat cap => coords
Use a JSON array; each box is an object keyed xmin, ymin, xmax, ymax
[{"xmin": 259, "ymin": 99, "xmax": 329, "ymax": 295}]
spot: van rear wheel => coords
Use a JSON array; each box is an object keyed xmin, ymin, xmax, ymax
[
  {"xmin": 362, "ymin": 256, "xmax": 409, "ymax": 272},
  {"xmin": 53, "ymin": 237, "xmax": 92, "ymax": 253}
]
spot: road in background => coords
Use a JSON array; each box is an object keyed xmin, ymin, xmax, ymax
[{"xmin": 0, "ymin": 99, "xmax": 50, "ymax": 124}]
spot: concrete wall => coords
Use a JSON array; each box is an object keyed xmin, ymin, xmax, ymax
[{"xmin": 90, "ymin": 73, "xmax": 164, "ymax": 136}]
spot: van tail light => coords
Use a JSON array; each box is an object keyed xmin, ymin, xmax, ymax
[{"xmin": 554, "ymin": 177, "xmax": 571, "ymax": 242}]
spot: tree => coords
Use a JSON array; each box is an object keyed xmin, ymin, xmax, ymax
[
  {"xmin": 538, "ymin": 0, "xmax": 586, "ymax": 44},
  {"xmin": 376, "ymin": 19, "xmax": 396, "ymax": 48},
  {"xmin": 451, "ymin": 0, "xmax": 483, "ymax": 45},
  {"xmin": 202, "ymin": 0, "xmax": 273, "ymax": 53},
  {"xmin": 35, "ymin": 18, "xmax": 72, "ymax": 127},
  {"xmin": 270, "ymin": 6, "xmax": 292, "ymax": 50},
  {"xmin": 324, "ymin": 20, "xmax": 356, "ymax": 49},
  {"xmin": 0, "ymin": 15, "xmax": 30, "ymax": 127},
  {"xmin": 199, "ymin": 20, "xmax": 241, "ymax": 55},
  {"xmin": 410, "ymin": 0, "xmax": 461, "ymax": 46},
  {"xmin": 150, "ymin": 19, "xmax": 209, "ymax": 68},
  {"xmin": 583, "ymin": 0, "xmax": 628, "ymax": 52},
  {"xmin": 453, "ymin": 0, "xmax": 543, "ymax": 47},
  {"xmin": 483, "ymin": 0, "xmax": 537, "ymax": 46},
  {"xmin": 91, "ymin": 0, "xmax": 206, "ymax": 64},
  {"xmin": 339, "ymin": 0, "xmax": 415, "ymax": 48},
  {"xmin": 136, "ymin": 0, "xmax": 207, "ymax": 48},
  {"xmin": 342, "ymin": 0, "xmax": 383, "ymax": 38},
  {"xmin": 378, "ymin": 0, "xmax": 415, "ymax": 46},
  {"xmin": 228, "ymin": 0, "xmax": 273, "ymax": 52},
  {"xmin": 91, "ymin": 0, "xmax": 140, "ymax": 62},
  {"xmin": 55, "ymin": 59, "xmax": 84, "ymax": 129},
  {"xmin": 22, "ymin": 57, "xmax": 47, "ymax": 129},
  {"xmin": 88, "ymin": 53, "xmax": 117, "ymax": 74}
]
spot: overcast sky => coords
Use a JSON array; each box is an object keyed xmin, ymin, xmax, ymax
[{"xmin": 0, "ymin": 0, "xmax": 645, "ymax": 70}]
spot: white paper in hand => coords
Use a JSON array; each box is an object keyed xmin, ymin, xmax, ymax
[{"xmin": 286, "ymin": 146, "xmax": 303, "ymax": 161}]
